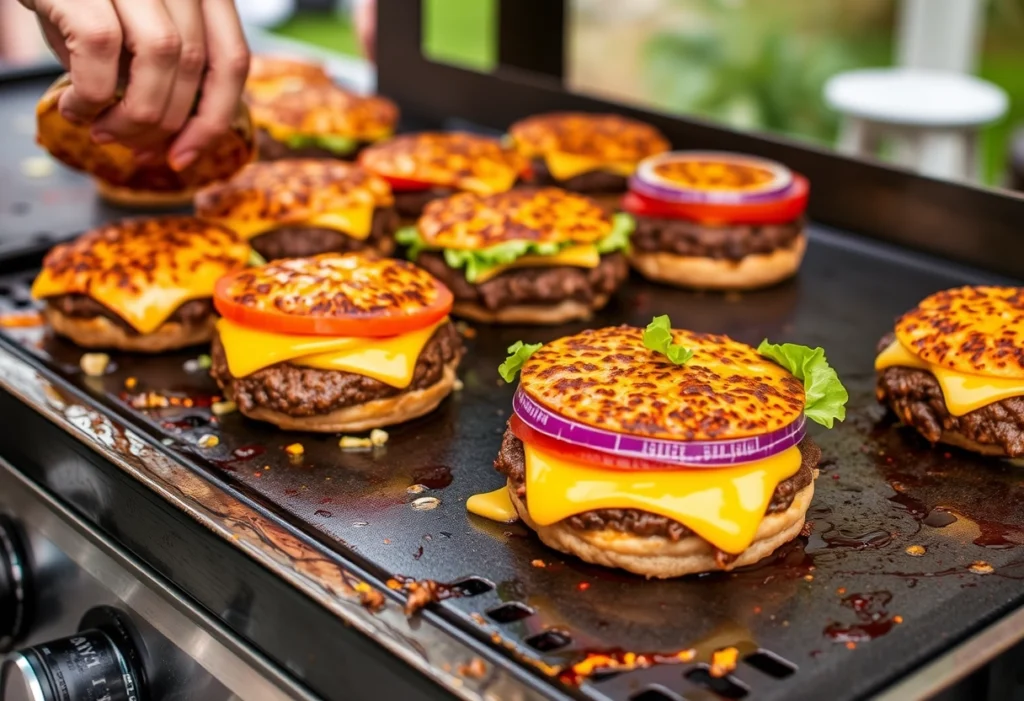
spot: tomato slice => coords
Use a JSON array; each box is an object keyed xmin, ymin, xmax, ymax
[
  {"xmin": 509, "ymin": 415, "xmax": 681, "ymax": 472},
  {"xmin": 380, "ymin": 174, "xmax": 437, "ymax": 192},
  {"xmin": 623, "ymin": 174, "xmax": 809, "ymax": 225}
]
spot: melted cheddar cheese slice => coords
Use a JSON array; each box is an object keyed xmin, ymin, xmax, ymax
[
  {"xmin": 217, "ymin": 317, "xmax": 445, "ymax": 388},
  {"xmin": 474, "ymin": 244, "xmax": 601, "ymax": 283},
  {"xmin": 523, "ymin": 443, "xmax": 802, "ymax": 554},
  {"xmin": 544, "ymin": 153, "xmax": 637, "ymax": 181},
  {"xmin": 212, "ymin": 206, "xmax": 376, "ymax": 241},
  {"xmin": 876, "ymin": 339, "xmax": 1024, "ymax": 416},
  {"xmin": 466, "ymin": 487, "xmax": 519, "ymax": 523}
]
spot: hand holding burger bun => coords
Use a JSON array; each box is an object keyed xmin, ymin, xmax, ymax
[
  {"xmin": 397, "ymin": 187, "xmax": 633, "ymax": 325},
  {"xmin": 209, "ymin": 253, "xmax": 463, "ymax": 432},
  {"xmin": 194, "ymin": 159, "xmax": 398, "ymax": 260},
  {"xmin": 469, "ymin": 316, "xmax": 848, "ymax": 578},
  {"xmin": 625, "ymin": 151, "xmax": 810, "ymax": 290},
  {"xmin": 877, "ymin": 286, "xmax": 1024, "ymax": 457},
  {"xmin": 30, "ymin": 217, "xmax": 251, "ymax": 352}
]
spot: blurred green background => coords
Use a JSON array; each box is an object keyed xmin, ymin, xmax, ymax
[{"xmin": 273, "ymin": 0, "xmax": 1024, "ymax": 186}]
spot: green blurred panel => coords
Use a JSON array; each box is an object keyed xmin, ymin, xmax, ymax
[
  {"xmin": 272, "ymin": 12, "xmax": 360, "ymax": 56},
  {"xmin": 423, "ymin": 0, "xmax": 497, "ymax": 72}
]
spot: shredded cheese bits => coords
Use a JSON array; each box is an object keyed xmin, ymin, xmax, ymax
[
  {"xmin": 653, "ymin": 159, "xmax": 777, "ymax": 192},
  {"xmin": 31, "ymin": 217, "xmax": 250, "ymax": 334}
]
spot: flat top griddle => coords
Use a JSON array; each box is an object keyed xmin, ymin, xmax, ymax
[{"xmin": 2, "ymin": 69, "xmax": 1024, "ymax": 701}]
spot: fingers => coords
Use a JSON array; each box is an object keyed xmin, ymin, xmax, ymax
[
  {"xmin": 168, "ymin": 0, "xmax": 249, "ymax": 172},
  {"xmin": 154, "ymin": 0, "xmax": 206, "ymax": 137},
  {"xmin": 354, "ymin": 0, "xmax": 376, "ymax": 62},
  {"xmin": 90, "ymin": 0, "xmax": 181, "ymax": 147}
]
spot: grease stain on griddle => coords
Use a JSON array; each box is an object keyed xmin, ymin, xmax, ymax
[
  {"xmin": 823, "ymin": 591, "xmax": 900, "ymax": 644},
  {"xmin": 820, "ymin": 527, "xmax": 893, "ymax": 551},
  {"xmin": 410, "ymin": 464, "xmax": 453, "ymax": 490},
  {"xmin": 211, "ymin": 444, "xmax": 266, "ymax": 472}
]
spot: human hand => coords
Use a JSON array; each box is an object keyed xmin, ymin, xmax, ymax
[
  {"xmin": 19, "ymin": 0, "xmax": 251, "ymax": 171},
  {"xmin": 354, "ymin": 0, "xmax": 376, "ymax": 62}
]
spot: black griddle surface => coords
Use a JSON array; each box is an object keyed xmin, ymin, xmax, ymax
[{"xmin": 3, "ymin": 70, "xmax": 1024, "ymax": 701}]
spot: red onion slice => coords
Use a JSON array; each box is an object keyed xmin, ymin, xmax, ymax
[
  {"xmin": 513, "ymin": 387, "xmax": 806, "ymax": 468},
  {"xmin": 632, "ymin": 151, "xmax": 794, "ymax": 205}
]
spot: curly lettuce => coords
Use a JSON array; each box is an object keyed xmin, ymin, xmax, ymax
[
  {"xmin": 757, "ymin": 340, "xmax": 849, "ymax": 428},
  {"xmin": 642, "ymin": 315, "xmax": 693, "ymax": 365},
  {"xmin": 498, "ymin": 341, "xmax": 543, "ymax": 383},
  {"xmin": 283, "ymin": 133, "xmax": 360, "ymax": 155}
]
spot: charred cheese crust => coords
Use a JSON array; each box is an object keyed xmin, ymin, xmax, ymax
[
  {"xmin": 895, "ymin": 286, "xmax": 1024, "ymax": 379},
  {"xmin": 652, "ymin": 158, "xmax": 778, "ymax": 192},
  {"xmin": 36, "ymin": 74, "xmax": 254, "ymax": 193},
  {"xmin": 31, "ymin": 217, "xmax": 250, "ymax": 334},
  {"xmin": 195, "ymin": 160, "xmax": 393, "ymax": 240},
  {"xmin": 509, "ymin": 112, "xmax": 669, "ymax": 181},
  {"xmin": 247, "ymin": 81, "xmax": 398, "ymax": 143},
  {"xmin": 417, "ymin": 187, "xmax": 612, "ymax": 249},
  {"xmin": 219, "ymin": 253, "xmax": 445, "ymax": 320},
  {"xmin": 246, "ymin": 55, "xmax": 332, "ymax": 90},
  {"xmin": 519, "ymin": 326, "xmax": 805, "ymax": 441},
  {"xmin": 360, "ymin": 132, "xmax": 525, "ymax": 195}
]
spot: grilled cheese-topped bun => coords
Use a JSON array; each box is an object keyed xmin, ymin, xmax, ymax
[
  {"xmin": 359, "ymin": 132, "xmax": 527, "ymax": 220},
  {"xmin": 246, "ymin": 54, "xmax": 333, "ymax": 94},
  {"xmin": 195, "ymin": 160, "xmax": 397, "ymax": 260},
  {"xmin": 876, "ymin": 286, "xmax": 1024, "ymax": 457},
  {"xmin": 31, "ymin": 217, "xmax": 251, "ymax": 352},
  {"xmin": 36, "ymin": 75, "xmax": 255, "ymax": 209},
  {"xmin": 509, "ymin": 112, "xmax": 669, "ymax": 203},
  {"xmin": 209, "ymin": 252, "xmax": 463, "ymax": 432},
  {"xmin": 470, "ymin": 320, "xmax": 848, "ymax": 578},
  {"xmin": 247, "ymin": 79, "xmax": 398, "ymax": 162},
  {"xmin": 398, "ymin": 187, "xmax": 633, "ymax": 325}
]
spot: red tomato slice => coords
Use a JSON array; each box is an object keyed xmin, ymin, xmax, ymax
[
  {"xmin": 380, "ymin": 175, "xmax": 437, "ymax": 192},
  {"xmin": 623, "ymin": 174, "xmax": 809, "ymax": 225},
  {"xmin": 509, "ymin": 415, "xmax": 681, "ymax": 472}
]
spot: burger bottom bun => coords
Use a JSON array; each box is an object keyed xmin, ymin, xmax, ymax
[
  {"xmin": 44, "ymin": 307, "xmax": 216, "ymax": 353},
  {"xmin": 94, "ymin": 179, "xmax": 194, "ymax": 210},
  {"xmin": 938, "ymin": 431, "xmax": 1011, "ymax": 457},
  {"xmin": 510, "ymin": 480, "xmax": 814, "ymax": 579},
  {"xmin": 235, "ymin": 358, "xmax": 459, "ymax": 433},
  {"xmin": 453, "ymin": 295, "xmax": 610, "ymax": 326},
  {"xmin": 630, "ymin": 233, "xmax": 807, "ymax": 291}
]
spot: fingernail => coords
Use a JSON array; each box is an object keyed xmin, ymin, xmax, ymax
[
  {"xmin": 60, "ymin": 109, "xmax": 84, "ymax": 126},
  {"xmin": 169, "ymin": 150, "xmax": 197, "ymax": 172},
  {"xmin": 91, "ymin": 131, "xmax": 114, "ymax": 145}
]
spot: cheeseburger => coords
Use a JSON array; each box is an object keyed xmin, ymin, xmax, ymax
[
  {"xmin": 247, "ymin": 79, "xmax": 397, "ymax": 161},
  {"xmin": 31, "ymin": 217, "xmax": 251, "ymax": 352},
  {"xmin": 877, "ymin": 286, "xmax": 1024, "ymax": 457},
  {"xmin": 359, "ymin": 132, "xmax": 527, "ymax": 220},
  {"xmin": 397, "ymin": 187, "xmax": 633, "ymax": 325},
  {"xmin": 36, "ymin": 75, "xmax": 254, "ymax": 209},
  {"xmin": 469, "ymin": 316, "xmax": 848, "ymax": 578},
  {"xmin": 625, "ymin": 151, "xmax": 809, "ymax": 290},
  {"xmin": 209, "ymin": 253, "xmax": 463, "ymax": 432},
  {"xmin": 246, "ymin": 54, "xmax": 333, "ymax": 94},
  {"xmin": 195, "ymin": 160, "xmax": 397, "ymax": 260},
  {"xmin": 509, "ymin": 112, "xmax": 669, "ymax": 207}
]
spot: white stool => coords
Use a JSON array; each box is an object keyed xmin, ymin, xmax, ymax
[{"xmin": 824, "ymin": 68, "xmax": 1008, "ymax": 182}]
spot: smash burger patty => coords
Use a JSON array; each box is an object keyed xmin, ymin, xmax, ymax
[
  {"xmin": 876, "ymin": 334, "xmax": 1024, "ymax": 456},
  {"xmin": 249, "ymin": 208, "xmax": 399, "ymax": 260},
  {"xmin": 495, "ymin": 428, "xmax": 819, "ymax": 541},
  {"xmin": 210, "ymin": 322, "xmax": 462, "ymax": 416},
  {"xmin": 528, "ymin": 158, "xmax": 627, "ymax": 193},
  {"xmin": 416, "ymin": 252, "xmax": 628, "ymax": 311},
  {"xmin": 631, "ymin": 215, "xmax": 803, "ymax": 259},
  {"xmin": 46, "ymin": 295, "xmax": 213, "ymax": 334}
]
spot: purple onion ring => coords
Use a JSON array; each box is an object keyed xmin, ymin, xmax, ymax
[
  {"xmin": 513, "ymin": 387, "xmax": 806, "ymax": 468},
  {"xmin": 632, "ymin": 151, "xmax": 794, "ymax": 205}
]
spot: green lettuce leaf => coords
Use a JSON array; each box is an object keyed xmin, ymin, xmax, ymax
[
  {"xmin": 283, "ymin": 133, "xmax": 360, "ymax": 155},
  {"xmin": 247, "ymin": 248, "xmax": 267, "ymax": 267},
  {"xmin": 596, "ymin": 212, "xmax": 635, "ymax": 254},
  {"xmin": 395, "ymin": 226, "xmax": 428, "ymax": 260},
  {"xmin": 642, "ymin": 315, "xmax": 693, "ymax": 365},
  {"xmin": 498, "ymin": 341, "xmax": 543, "ymax": 383},
  {"xmin": 757, "ymin": 340, "xmax": 849, "ymax": 428}
]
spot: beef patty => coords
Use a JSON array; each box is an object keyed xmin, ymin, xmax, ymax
[
  {"xmin": 256, "ymin": 128, "xmax": 365, "ymax": 161},
  {"xmin": 46, "ymin": 295, "xmax": 214, "ymax": 334},
  {"xmin": 250, "ymin": 207, "xmax": 398, "ymax": 260},
  {"xmin": 876, "ymin": 334, "xmax": 1024, "ymax": 456},
  {"xmin": 211, "ymin": 321, "xmax": 463, "ymax": 417},
  {"xmin": 393, "ymin": 188, "xmax": 456, "ymax": 220},
  {"xmin": 528, "ymin": 158, "xmax": 628, "ymax": 193},
  {"xmin": 495, "ymin": 427, "xmax": 819, "ymax": 542},
  {"xmin": 416, "ymin": 252, "xmax": 628, "ymax": 311},
  {"xmin": 631, "ymin": 215, "xmax": 803, "ymax": 261}
]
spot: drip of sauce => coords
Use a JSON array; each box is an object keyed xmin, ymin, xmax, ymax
[
  {"xmin": 411, "ymin": 465, "xmax": 453, "ymax": 489},
  {"xmin": 824, "ymin": 591, "xmax": 898, "ymax": 644},
  {"xmin": 467, "ymin": 486, "xmax": 519, "ymax": 523}
]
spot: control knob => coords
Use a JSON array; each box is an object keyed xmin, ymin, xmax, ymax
[{"xmin": 0, "ymin": 516, "xmax": 30, "ymax": 652}]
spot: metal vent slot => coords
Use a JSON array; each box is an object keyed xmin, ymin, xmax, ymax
[
  {"xmin": 450, "ymin": 577, "xmax": 494, "ymax": 597},
  {"xmin": 524, "ymin": 630, "xmax": 571, "ymax": 652},
  {"xmin": 630, "ymin": 688, "xmax": 683, "ymax": 701},
  {"xmin": 743, "ymin": 650, "xmax": 796, "ymax": 679},
  {"xmin": 485, "ymin": 602, "xmax": 534, "ymax": 623},
  {"xmin": 684, "ymin": 668, "xmax": 749, "ymax": 699}
]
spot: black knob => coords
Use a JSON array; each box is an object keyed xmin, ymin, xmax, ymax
[
  {"xmin": 1, "ymin": 607, "xmax": 145, "ymax": 701},
  {"xmin": 0, "ymin": 516, "xmax": 30, "ymax": 652}
]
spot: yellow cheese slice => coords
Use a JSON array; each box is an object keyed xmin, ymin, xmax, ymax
[
  {"xmin": 213, "ymin": 206, "xmax": 376, "ymax": 241},
  {"xmin": 522, "ymin": 443, "xmax": 802, "ymax": 555},
  {"xmin": 473, "ymin": 244, "xmax": 601, "ymax": 283},
  {"xmin": 875, "ymin": 339, "xmax": 1024, "ymax": 416},
  {"xmin": 466, "ymin": 487, "xmax": 519, "ymax": 523},
  {"xmin": 544, "ymin": 153, "xmax": 637, "ymax": 181},
  {"xmin": 217, "ymin": 317, "xmax": 445, "ymax": 388}
]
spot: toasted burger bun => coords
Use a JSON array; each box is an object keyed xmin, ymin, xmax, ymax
[
  {"xmin": 229, "ymin": 357, "xmax": 459, "ymax": 433},
  {"xmin": 36, "ymin": 74, "xmax": 254, "ymax": 208},
  {"xmin": 452, "ymin": 297, "xmax": 609, "ymax": 325},
  {"xmin": 509, "ymin": 481, "xmax": 813, "ymax": 579},
  {"xmin": 630, "ymin": 234, "xmax": 807, "ymax": 290},
  {"xmin": 43, "ymin": 307, "xmax": 216, "ymax": 353}
]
